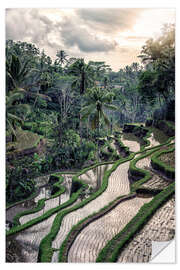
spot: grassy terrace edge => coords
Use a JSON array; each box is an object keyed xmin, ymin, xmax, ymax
[
  {"xmin": 6, "ymin": 133, "xmax": 174, "ymax": 262},
  {"xmin": 38, "ymin": 135, "xmax": 173, "ymax": 262},
  {"xmin": 12, "ymin": 174, "xmax": 65, "ymax": 226},
  {"xmin": 37, "ymin": 155, "xmax": 133, "ymax": 262},
  {"xmin": 6, "ymin": 188, "xmax": 39, "ymax": 210},
  {"xmin": 6, "ymin": 172, "xmax": 77, "ymax": 210},
  {"xmin": 96, "ymin": 182, "xmax": 175, "ymax": 262},
  {"xmin": 6, "ymin": 178, "xmax": 87, "ymax": 237},
  {"xmin": 151, "ymin": 146, "xmax": 175, "ymax": 179},
  {"xmin": 57, "ymin": 138, "xmax": 173, "ymax": 262},
  {"xmin": 6, "ymin": 130, "xmax": 43, "ymax": 157},
  {"xmin": 129, "ymin": 138, "xmax": 174, "ymax": 192},
  {"xmin": 58, "ymin": 193, "xmax": 136, "ymax": 262},
  {"xmin": 96, "ymin": 138, "xmax": 175, "ymax": 262},
  {"xmin": 6, "ymin": 160, "xmax": 115, "ymax": 237}
]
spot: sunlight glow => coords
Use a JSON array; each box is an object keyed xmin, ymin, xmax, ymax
[{"xmin": 133, "ymin": 9, "xmax": 175, "ymax": 39}]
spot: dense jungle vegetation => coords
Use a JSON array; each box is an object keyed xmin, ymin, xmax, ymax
[{"xmin": 6, "ymin": 23, "xmax": 175, "ymax": 204}]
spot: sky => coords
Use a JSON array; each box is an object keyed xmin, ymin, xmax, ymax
[{"xmin": 6, "ymin": 8, "xmax": 175, "ymax": 71}]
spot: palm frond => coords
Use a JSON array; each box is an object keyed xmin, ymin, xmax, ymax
[
  {"xmin": 18, "ymin": 59, "xmax": 30, "ymax": 79},
  {"xmin": 7, "ymin": 71, "xmax": 17, "ymax": 88},
  {"xmin": 10, "ymin": 54, "xmax": 21, "ymax": 78},
  {"xmin": 81, "ymin": 104, "xmax": 96, "ymax": 121},
  {"xmin": 101, "ymin": 92, "xmax": 114, "ymax": 102},
  {"xmin": 7, "ymin": 112, "xmax": 23, "ymax": 123},
  {"xmin": 6, "ymin": 119, "xmax": 17, "ymax": 137},
  {"xmin": 103, "ymin": 104, "xmax": 117, "ymax": 111},
  {"xmin": 6, "ymin": 91, "xmax": 25, "ymax": 106}
]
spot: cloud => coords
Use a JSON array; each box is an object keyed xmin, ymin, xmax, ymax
[
  {"xmin": 6, "ymin": 9, "xmax": 30, "ymax": 40},
  {"xmin": 6, "ymin": 8, "xmax": 143, "ymax": 56},
  {"xmin": 126, "ymin": 35, "xmax": 149, "ymax": 41},
  {"xmin": 76, "ymin": 8, "xmax": 144, "ymax": 33},
  {"xmin": 6, "ymin": 8, "xmax": 118, "ymax": 55},
  {"xmin": 6, "ymin": 9, "xmax": 60, "ymax": 48},
  {"xmin": 59, "ymin": 17, "xmax": 118, "ymax": 52},
  {"xmin": 5, "ymin": 8, "xmax": 148, "ymax": 70}
]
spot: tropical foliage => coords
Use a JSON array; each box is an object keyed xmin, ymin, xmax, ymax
[{"xmin": 5, "ymin": 23, "xmax": 175, "ymax": 203}]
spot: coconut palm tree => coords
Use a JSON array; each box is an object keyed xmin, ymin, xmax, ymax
[
  {"xmin": 6, "ymin": 53, "xmax": 51, "ymax": 105},
  {"xmin": 81, "ymin": 87, "xmax": 117, "ymax": 189},
  {"xmin": 6, "ymin": 90, "xmax": 31, "ymax": 140},
  {"xmin": 6, "ymin": 54, "xmax": 33, "ymax": 91},
  {"xmin": 55, "ymin": 50, "xmax": 68, "ymax": 66},
  {"xmin": 69, "ymin": 58, "xmax": 95, "ymax": 94},
  {"xmin": 68, "ymin": 58, "xmax": 95, "ymax": 141}
]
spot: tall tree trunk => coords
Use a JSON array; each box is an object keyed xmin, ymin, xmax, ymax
[
  {"xmin": 110, "ymin": 116, "xmax": 113, "ymax": 134},
  {"xmin": 80, "ymin": 98, "xmax": 82, "ymax": 144},
  {"xmin": 96, "ymin": 110, "xmax": 100, "ymax": 190},
  {"xmin": 86, "ymin": 116, "xmax": 90, "ymax": 138}
]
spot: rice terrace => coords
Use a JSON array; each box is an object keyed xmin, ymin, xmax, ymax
[{"xmin": 6, "ymin": 8, "xmax": 175, "ymax": 263}]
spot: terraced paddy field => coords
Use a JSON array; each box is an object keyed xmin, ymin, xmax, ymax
[
  {"xmin": 121, "ymin": 133, "xmax": 141, "ymax": 152},
  {"xmin": 117, "ymin": 196, "xmax": 175, "ymax": 263},
  {"xmin": 51, "ymin": 161, "xmax": 129, "ymax": 262},
  {"xmin": 79, "ymin": 164, "xmax": 112, "ymax": 189},
  {"xmin": 68, "ymin": 196, "xmax": 152, "ymax": 263},
  {"xmin": 159, "ymin": 150, "xmax": 175, "ymax": 168},
  {"xmin": 6, "ymin": 130, "xmax": 175, "ymax": 263},
  {"xmin": 7, "ymin": 174, "xmax": 74, "ymax": 262}
]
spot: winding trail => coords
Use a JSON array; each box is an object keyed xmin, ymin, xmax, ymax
[{"xmin": 51, "ymin": 161, "xmax": 129, "ymax": 262}]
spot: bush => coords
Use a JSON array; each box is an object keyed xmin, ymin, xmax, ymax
[
  {"xmin": 6, "ymin": 165, "xmax": 35, "ymax": 204},
  {"xmin": 70, "ymin": 180, "xmax": 83, "ymax": 195}
]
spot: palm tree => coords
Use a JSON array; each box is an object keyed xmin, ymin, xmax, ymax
[
  {"xmin": 6, "ymin": 54, "xmax": 33, "ymax": 91},
  {"xmin": 81, "ymin": 87, "xmax": 117, "ymax": 189},
  {"xmin": 69, "ymin": 58, "xmax": 95, "ymax": 94},
  {"xmin": 6, "ymin": 53, "xmax": 51, "ymax": 105},
  {"xmin": 55, "ymin": 50, "xmax": 68, "ymax": 66},
  {"xmin": 6, "ymin": 90, "xmax": 31, "ymax": 140},
  {"xmin": 68, "ymin": 59, "xmax": 95, "ymax": 141}
]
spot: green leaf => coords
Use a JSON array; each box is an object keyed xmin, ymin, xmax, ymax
[
  {"xmin": 81, "ymin": 104, "xmax": 96, "ymax": 121},
  {"xmin": 103, "ymin": 104, "xmax": 117, "ymax": 111}
]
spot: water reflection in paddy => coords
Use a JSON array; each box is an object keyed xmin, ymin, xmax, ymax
[
  {"xmin": 121, "ymin": 134, "xmax": 141, "ymax": 152},
  {"xmin": 20, "ymin": 175, "xmax": 73, "ymax": 225},
  {"xmin": 7, "ymin": 174, "xmax": 73, "ymax": 262}
]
